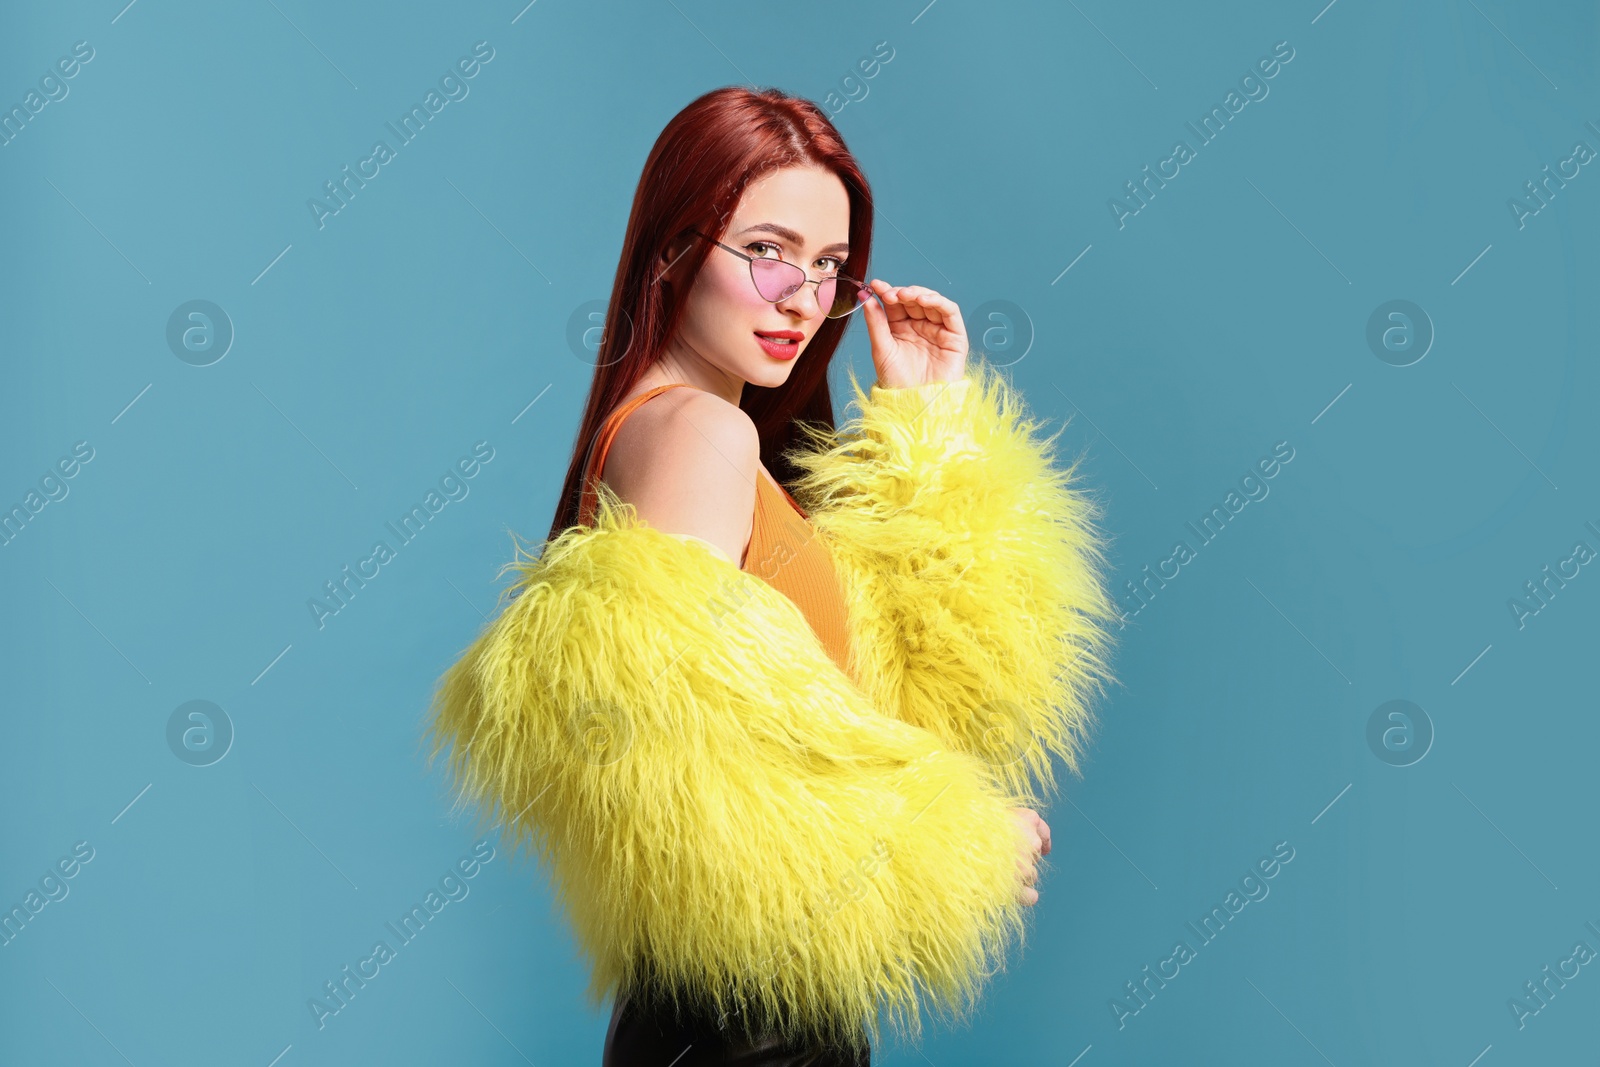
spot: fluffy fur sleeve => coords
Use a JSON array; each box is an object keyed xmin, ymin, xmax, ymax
[
  {"xmin": 425, "ymin": 487, "xmax": 1032, "ymax": 1051},
  {"xmin": 785, "ymin": 359, "xmax": 1120, "ymax": 805}
]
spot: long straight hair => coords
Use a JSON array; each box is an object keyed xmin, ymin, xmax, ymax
[{"xmin": 544, "ymin": 86, "xmax": 875, "ymax": 543}]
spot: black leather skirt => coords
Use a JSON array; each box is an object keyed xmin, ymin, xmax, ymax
[{"xmin": 601, "ymin": 984, "xmax": 871, "ymax": 1067}]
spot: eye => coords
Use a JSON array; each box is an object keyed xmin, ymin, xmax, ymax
[
  {"xmin": 817, "ymin": 256, "xmax": 846, "ymax": 275},
  {"xmin": 744, "ymin": 240, "xmax": 785, "ymax": 260}
]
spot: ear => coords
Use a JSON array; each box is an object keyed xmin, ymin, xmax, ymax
[{"xmin": 657, "ymin": 231, "xmax": 696, "ymax": 287}]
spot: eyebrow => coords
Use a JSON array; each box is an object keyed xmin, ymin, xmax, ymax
[{"xmin": 738, "ymin": 222, "xmax": 850, "ymax": 256}]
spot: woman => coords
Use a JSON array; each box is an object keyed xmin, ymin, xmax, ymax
[{"xmin": 426, "ymin": 87, "xmax": 1118, "ymax": 1065}]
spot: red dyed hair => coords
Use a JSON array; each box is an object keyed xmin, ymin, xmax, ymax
[{"xmin": 544, "ymin": 86, "xmax": 875, "ymax": 543}]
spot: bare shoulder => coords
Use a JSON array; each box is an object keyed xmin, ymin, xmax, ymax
[{"xmin": 602, "ymin": 387, "xmax": 759, "ymax": 565}]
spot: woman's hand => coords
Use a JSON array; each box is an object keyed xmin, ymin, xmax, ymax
[
  {"xmin": 1009, "ymin": 807, "xmax": 1051, "ymax": 906},
  {"xmin": 860, "ymin": 279, "xmax": 968, "ymax": 389}
]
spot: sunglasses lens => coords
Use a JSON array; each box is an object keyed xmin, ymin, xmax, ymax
[
  {"xmin": 751, "ymin": 258, "xmax": 805, "ymax": 302},
  {"xmin": 825, "ymin": 276, "xmax": 873, "ymax": 319},
  {"xmin": 747, "ymin": 253, "xmax": 870, "ymax": 319}
]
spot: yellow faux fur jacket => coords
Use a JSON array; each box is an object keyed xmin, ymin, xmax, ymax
[{"xmin": 425, "ymin": 361, "xmax": 1118, "ymax": 1050}]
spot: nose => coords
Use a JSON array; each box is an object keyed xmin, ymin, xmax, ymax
[{"xmin": 774, "ymin": 277, "xmax": 825, "ymax": 320}]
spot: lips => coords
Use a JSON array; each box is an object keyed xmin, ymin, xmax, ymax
[{"xmin": 754, "ymin": 330, "xmax": 802, "ymax": 361}]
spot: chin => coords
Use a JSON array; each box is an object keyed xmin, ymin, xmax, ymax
[{"xmin": 751, "ymin": 363, "xmax": 799, "ymax": 390}]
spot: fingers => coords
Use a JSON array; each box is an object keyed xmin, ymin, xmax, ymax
[
  {"xmin": 866, "ymin": 278, "xmax": 897, "ymax": 317},
  {"xmin": 1012, "ymin": 807, "xmax": 1044, "ymax": 906},
  {"xmin": 1013, "ymin": 808, "xmax": 1044, "ymax": 852},
  {"xmin": 1016, "ymin": 848, "xmax": 1039, "ymax": 907},
  {"xmin": 869, "ymin": 281, "xmax": 963, "ymax": 329},
  {"xmin": 1019, "ymin": 852, "xmax": 1039, "ymax": 906},
  {"xmin": 860, "ymin": 280, "xmax": 894, "ymax": 353},
  {"xmin": 1018, "ymin": 808, "xmax": 1051, "ymax": 857}
]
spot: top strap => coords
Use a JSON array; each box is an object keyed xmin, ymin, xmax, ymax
[{"xmin": 577, "ymin": 383, "xmax": 692, "ymax": 527}]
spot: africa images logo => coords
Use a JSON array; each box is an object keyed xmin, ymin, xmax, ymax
[
  {"xmin": 1107, "ymin": 40, "xmax": 1296, "ymax": 230},
  {"xmin": 308, "ymin": 441, "xmax": 494, "ymax": 629},
  {"xmin": 307, "ymin": 41, "xmax": 496, "ymax": 230}
]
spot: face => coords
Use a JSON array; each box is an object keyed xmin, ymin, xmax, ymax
[{"xmin": 658, "ymin": 165, "xmax": 852, "ymax": 391}]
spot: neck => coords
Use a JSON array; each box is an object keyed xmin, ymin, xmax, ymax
[{"xmin": 642, "ymin": 341, "xmax": 745, "ymax": 407}]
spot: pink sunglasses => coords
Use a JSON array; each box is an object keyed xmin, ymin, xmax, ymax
[{"xmin": 692, "ymin": 230, "xmax": 880, "ymax": 319}]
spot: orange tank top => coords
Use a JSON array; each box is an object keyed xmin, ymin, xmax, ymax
[{"xmin": 578, "ymin": 384, "xmax": 855, "ymax": 681}]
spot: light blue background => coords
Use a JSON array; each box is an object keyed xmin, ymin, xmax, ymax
[{"xmin": 3, "ymin": 1, "xmax": 1596, "ymax": 1064}]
